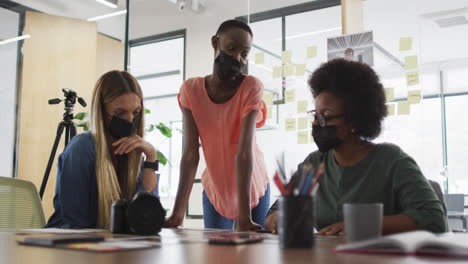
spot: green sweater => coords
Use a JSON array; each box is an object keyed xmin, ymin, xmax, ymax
[{"xmin": 269, "ymin": 143, "xmax": 447, "ymax": 233}]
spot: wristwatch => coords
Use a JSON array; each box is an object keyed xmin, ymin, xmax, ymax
[{"xmin": 143, "ymin": 160, "xmax": 159, "ymax": 171}]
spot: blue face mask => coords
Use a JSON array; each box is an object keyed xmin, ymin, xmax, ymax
[
  {"xmin": 312, "ymin": 124, "xmax": 343, "ymax": 153},
  {"xmin": 109, "ymin": 115, "xmax": 140, "ymax": 139}
]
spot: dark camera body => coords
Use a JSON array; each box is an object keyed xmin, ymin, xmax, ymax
[{"xmin": 111, "ymin": 191, "xmax": 166, "ymax": 236}]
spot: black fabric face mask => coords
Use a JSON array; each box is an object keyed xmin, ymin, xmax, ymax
[
  {"xmin": 109, "ymin": 115, "xmax": 140, "ymax": 139},
  {"xmin": 214, "ymin": 49, "xmax": 245, "ymax": 80},
  {"xmin": 312, "ymin": 124, "xmax": 343, "ymax": 153}
]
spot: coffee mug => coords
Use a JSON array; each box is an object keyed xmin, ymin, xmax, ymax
[{"xmin": 343, "ymin": 203, "xmax": 383, "ymax": 242}]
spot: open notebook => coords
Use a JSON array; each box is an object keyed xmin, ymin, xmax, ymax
[{"xmin": 335, "ymin": 231, "xmax": 468, "ymax": 258}]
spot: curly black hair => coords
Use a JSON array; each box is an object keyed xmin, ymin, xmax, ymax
[{"xmin": 308, "ymin": 59, "xmax": 387, "ymax": 140}]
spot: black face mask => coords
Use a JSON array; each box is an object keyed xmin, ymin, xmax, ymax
[
  {"xmin": 214, "ymin": 49, "xmax": 245, "ymax": 80},
  {"xmin": 109, "ymin": 115, "xmax": 140, "ymax": 139},
  {"xmin": 312, "ymin": 125, "xmax": 343, "ymax": 153}
]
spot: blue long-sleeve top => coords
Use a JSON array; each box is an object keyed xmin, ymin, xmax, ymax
[{"xmin": 46, "ymin": 132, "xmax": 158, "ymax": 228}]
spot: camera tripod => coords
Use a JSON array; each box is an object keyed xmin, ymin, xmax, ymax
[{"xmin": 39, "ymin": 89, "xmax": 86, "ymax": 199}]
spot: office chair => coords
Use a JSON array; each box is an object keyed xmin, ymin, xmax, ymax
[
  {"xmin": 444, "ymin": 193, "xmax": 467, "ymax": 230},
  {"xmin": 0, "ymin": 176, "xmax": 46, "ymax": 229}
]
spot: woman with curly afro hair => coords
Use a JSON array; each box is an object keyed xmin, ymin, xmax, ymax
[{"xmin": 264, "ymin": 59, "xmax": 447, "ymax": 235}]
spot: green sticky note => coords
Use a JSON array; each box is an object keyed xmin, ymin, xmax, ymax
[
  {"xmin": 285, "ymin": 90, "xmax": 296, "ymax": 103},
  {"xmin": 408, "ymin": 90, "xmax": 421, "ymax": 104},
  {"xmin": 295, "ymin": 64, "xmax": 306, "ymax": 76},
  {"xmin": 384, "ymin": 88, "xmax": 394, "ymax": 102},
  {"xmin": 285, "ymin": 118, "xmax": 296, "ymax": 131},
  {"xmin": 399, "ymin": 37, "xmax": 412, "ymax": 51},
  {"xmin": 387, "ymin": 104, "xmax": 395, "ymax": 116},
  {"xmin": 255, "ymin": 52, "xmax": 264, "ymax": 64},
  {"xmin": 267, "ymin": 107, "xmax": 272, "ymax": 119},
  {"xmin": 283, "ymin": 64, "xmax": 294, "ymax": 77},
  {"xmin": 263, "ymin": 93, "xmax": 273, "ymax": 106},
  {"xmin": 282, "ymin": 50, "xmax": 292, "ymax": 64},
  {"xmin": 297, "ymin": 131, "xmax": 308, "ymax": 144},
  {"xmin": 307, "ymin": 46, "xmax": 317, "ymax": 58},
  {"xmin": 297, "ymin": 100, "xmax": 308, "ymax": 113},
  {"xmin": 298, "ymin": 117, "xmax": 308, "ymax": 130},
  {"xmin": 398, "ymin": 101, "xmax": 410, "ymax": 115},
  {"xmin": 273, "ymin": 66, "xmax": 282, "ymax": 79},
  {"xmin": 404, "ymin": 55, "xmax": 418, "ymax": 70},
  {"xmin": 406, "ymin": 71, "xmax": 419, "ymax": 86}
]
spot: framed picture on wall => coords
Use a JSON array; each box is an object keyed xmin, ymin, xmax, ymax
[{"xmin": 327, "ymin": 31, "xmax": 374, "ymax": 66}]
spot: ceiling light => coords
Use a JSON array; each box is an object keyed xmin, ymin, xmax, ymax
[
  {"xmin": 87, "ymin": 10, "xmax": 127, "ymax": 21},
  {"xmin": 0, "ymin": 35, "xmax": 31, "ymax": 46},
  {"xmin": 95, "ymin": 0, "xmax": 118, "ymax": 8},
  {"xmin": 275, "ymin": 27, "xmax": 342, "ymax": 41}
]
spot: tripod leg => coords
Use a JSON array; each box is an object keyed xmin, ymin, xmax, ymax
[
  {"xmin": 70, "ymin": 123, "xmax": 77, "ymax": 141},
  {"xmin": 65, "ymin": 125, "xmax": 70, "ymax": 146},
  {"xmin": 39, "ymin": 122, "xmax": 65, "ymax": 200}
]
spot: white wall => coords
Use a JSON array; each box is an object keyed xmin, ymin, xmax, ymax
[{"xmin": 0, "ymin": 8, "xmax": 19, "ymax": 178}]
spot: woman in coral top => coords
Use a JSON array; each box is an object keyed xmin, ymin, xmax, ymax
[{"xmin": 164, "ymin": 20, "xmax": 270, "ymax": 231}]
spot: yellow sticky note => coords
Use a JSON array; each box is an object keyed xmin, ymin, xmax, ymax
[
  {"xmin": 408, "ymin": 90, "xmax": 421, "ymax": 104},
  {"xmin": 282, "ymin": 50, "xmax": 292, "ymax": 64},
  {"xmin": 406, "ymin": 71, "xmax": 419, "ymax": 86},
  {"xmin": 285, "ymin": 90, "xmax": 296, "ymax": 103},
  {"xmin": 298, "ymin": 131, "xmax": 308, "ymax": 144},
  {"xmin": 297, "ymin": 100, "xmax": 308, "ymax": 113},
  {"xmin": 267, "ymin": 107, "xmax": 272, "ymax": 119},
  {"xmin": 263, "ymin": 93, "xmax": 273, "ymax": 106},
  {"xmin": 285, "ymin": 118, "xmax": 296, "ymax": 131},
  {"xmin": 387, "ymin": 104, "xmax": 395, "ymax": 116},
  {"xmin": 307, "ymin": 46, "xmax": 317, "ymax": 58},
  {"xmin": 295, "ymin": 64, "xmax": 306, "ymax": 76},
  {"xmin": 283, "ymin": 64, "xmax": 294, "ymax": 77},
  {"xmin": 384, "ymin": 88, "xmax": 394, "ymax": 102},
  {"xmin": 404, "ymin": 55, "xmax": 418, "ymax": 70},
  {"xmin": 273, "ymin": 66, "xmax": 282, "ymax": 79},
  {"xmin": 255, "ymin": 52, "xmax": 264, "ymax": 64},
  {"xmin": 298, "ymin": 117, "xmax": 308, "ymax": 130},
  {"xmin": 398, "ymin": 101, "xmax": 410, "ymax": 115},
  {"xmin": 399, "ymin": 37, "xmax": 412, "ymax": 51}
]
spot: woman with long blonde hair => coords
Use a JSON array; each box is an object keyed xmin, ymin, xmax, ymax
[{"xmin": 47, "ymin": 70, "xmax": 159, "ymax": 229}]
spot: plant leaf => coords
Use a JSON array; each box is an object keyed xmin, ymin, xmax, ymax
[
  {"xmin": 156, "ymin": 122, "xmax": 172, "ymax": 138},
  {"xmin": 74, "ymin": 112, "xmax": 86, "ymax": 120},
  {"xmin": 148, "ymin": 125, "xmax": 155, "ymax": 132},
  {"xmin": 145, "ymin": 108, "xmax": 151, "ymax": 114},
  {"xmin": 156, "ymin": 150, "xmax": 168, "ymax": 166}
]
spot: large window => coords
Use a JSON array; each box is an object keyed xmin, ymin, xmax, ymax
[
  {"xmin": 129, "ymin": 31, "xmax": 185, "ymax": 201},
  {"xmin": 246, "ymin": 0, "xmax": 468, "ymax": 198}
]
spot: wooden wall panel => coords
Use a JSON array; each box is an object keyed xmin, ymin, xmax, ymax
[
  {"xmin": 96, "ymin": 33, "xmax": 124, "ymax": 79},
  {"xmin": 18, "ymin": 11, "xmax": 97, "ymax": 220}
]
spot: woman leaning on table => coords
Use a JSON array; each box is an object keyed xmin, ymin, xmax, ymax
[{"xmin": 265, "ymin": 59, "xmax": 447, "ymax": 235}]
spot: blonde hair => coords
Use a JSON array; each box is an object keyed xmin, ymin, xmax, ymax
[{"xmin": 89, "ymin": 70, "xmax": 145, "ymax": 228}]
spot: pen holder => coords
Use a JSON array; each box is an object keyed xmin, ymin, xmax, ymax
[{"xmin": 278, "ymin": 196, "xmax": 315, "ymax": 249}]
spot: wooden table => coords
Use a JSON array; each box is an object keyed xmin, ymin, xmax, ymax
[{"xmin": 1, "ymin": 228, "xmax": 467, "ymax": 264}]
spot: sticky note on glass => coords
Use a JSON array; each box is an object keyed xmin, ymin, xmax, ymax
[
  {"xmin": 297, "ymin": 100, "xmax": 308, "ymax": 113},
  {"xmin": 387, "ymin": 104, "xmax": 395, "ymax": 116},
  {"xmin": 298, "ymin": 131, "xmax": 308, "ymax": 144},
  {"xmin": 255, "ymin": 52, "xmax": 264, "ymax": 64},
  {"xmin": 285, "ymin": 90, "xmax": 296, "ymax": 103},
  {"xmin": 267, "ymin": 107, "xmax": 272, "ymax": 119},
  {"xmin": 295, "ymin": 64, "xmax": 306, "ymax": 76},
  {"xmin": 283, "ymin": 64, "xmax": 294, "ymax": 77},
  {"xmin": 399, "ymin": 37, "xmax": 412, "ymax": 51},
  {"xmin": 406, "ymin": 71, "xmax": 419, "ymax": 86},
  {"xmin": 273, "ymin": 66, "xmax": 282, "ymax": 79},
  {"xmin": 285, "ymin": 118, "xmax": 296, "ymax": 131},
  {"xmin": 404, "ymin": 55, "xmax": 418, "ymax": 70},
  {"xmin": 263, "ymin": 93, "xmax": 273, "ymax": 105},
  {"xmin": 282, "ymin": 50, "xmax": 292, "ymax": 64},
  {"xmin": 398, "ymin": 101, "xmax": 410, "ymax": 115},
  {"xmin": 307, "ymin": 46, "xmax": 317, "ymax": 58},
  {"xmin": 408, "ymin": 90, "xmax": 421, "ymax": 104},
  {"xmin": 384, "ymin": 88, "xmax": 394, "ymax": 102},
  {"xmin": 298, "ymin": 117, "xmax": 308, "ymax": 130}
]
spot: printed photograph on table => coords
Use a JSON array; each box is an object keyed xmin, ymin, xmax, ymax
[{"xmin": 327, "ymin": 31, "xmax": 374, "ymax": 66}]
